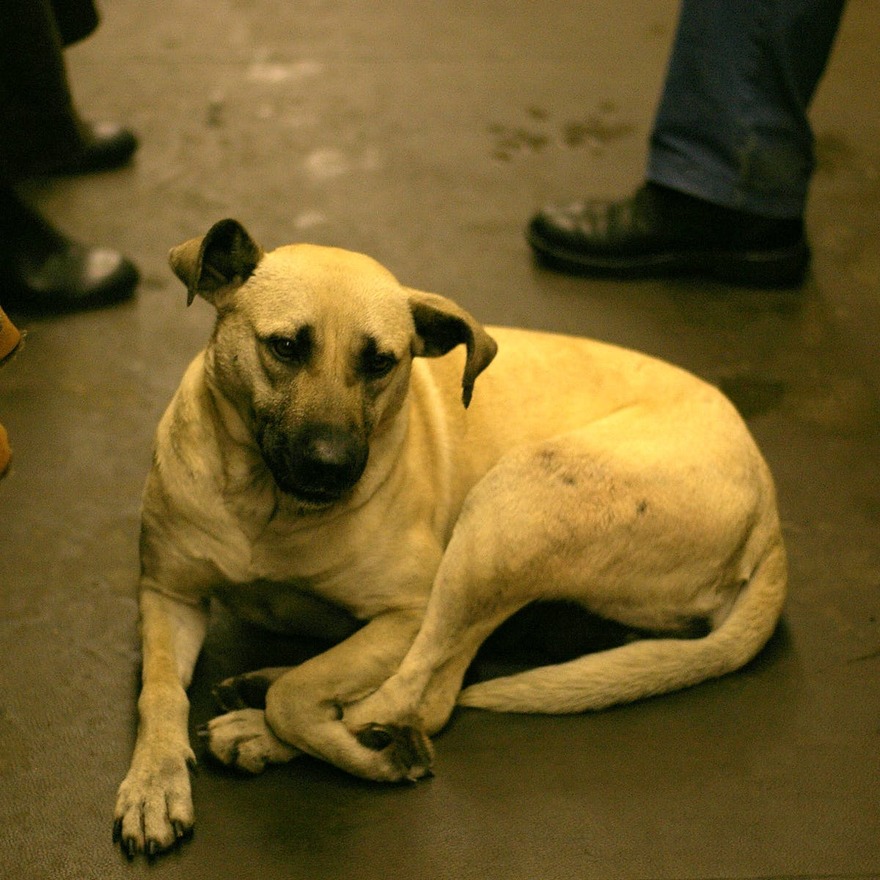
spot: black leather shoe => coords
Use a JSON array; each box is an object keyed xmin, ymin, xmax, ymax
[
  {"xmin": 40, "ymin": 121, "xmax": 138, "ymax": 176},
  {"xmin": 0, "ymin": 190, "xmax": 138, "ymax": 313},
  {"xmin": 527, "ymin": 183, "xmax": 810, "ymax": 287}
]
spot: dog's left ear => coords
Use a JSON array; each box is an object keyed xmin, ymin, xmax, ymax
[
  {"xmin": 169, "ymin": 218, "xmax": 264, "ymax": 308},
  {"xmin": 408, "ymin": 290, "xmax": 498, "ymax": 408}
]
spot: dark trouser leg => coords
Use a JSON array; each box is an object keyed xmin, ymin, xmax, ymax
[
  {"xmin": 648, "ymin": 0, "xmax": 846, "ymax": 218},
  {"xmin": 0, "ymin": 1, "xmax": 138, "ymax": 311},
  {"xmin": 0, "ymin": 0, "xmax": 99, "ymax": 178}
]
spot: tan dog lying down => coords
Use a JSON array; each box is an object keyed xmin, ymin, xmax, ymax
[{"xmin": 114, "ymin": 219, "xmax": 786, "ymax": 856}]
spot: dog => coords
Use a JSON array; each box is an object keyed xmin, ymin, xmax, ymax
[{"xmin": 113, "ymin": 219, "xmax": 787, "ymax": 857}]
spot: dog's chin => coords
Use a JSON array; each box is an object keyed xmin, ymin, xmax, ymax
[
  {"xmin": 270, "ymin": 474, "xmax": 354, "ymax": 510},
  {"xmin": 287, "ymin": 487, "xmax": 350, "ymax": 510}
]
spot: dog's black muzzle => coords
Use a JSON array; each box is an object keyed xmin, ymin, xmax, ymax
[{"xmin": 258, "ymin": 421, "xmax": 369, "ymax": 505}]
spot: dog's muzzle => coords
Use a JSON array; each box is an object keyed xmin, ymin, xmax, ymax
[{"xmin": 258, "ymin": 421, "xmax": 369, "ymax": 504}]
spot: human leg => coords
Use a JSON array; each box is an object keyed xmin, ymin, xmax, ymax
[
  {"xmin": 0, "ymin": 0, "xmax": 86, "ymax": 177},
  {"xmin": 0, "ymin": 1, "xmax": 139, "ymax": 310},
  {"xmin": 0, "ymin": 185, "xmax": 139, "ymax": 312},
  {"xmin": 0, "ymin": 0, "xmax": 137, "ymax": 178},
  {"xmin": 648, "ymin": 0, "xmax": 846, "ymax": 217},
  {"xmin": 527, "ymin": 0, "xmax": 846, "ymax": 285}
]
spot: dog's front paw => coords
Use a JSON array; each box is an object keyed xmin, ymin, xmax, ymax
[
  {"xmin": 113, "ymin": 744, "xmax": 196, "ymax": 858},
  {"xmin": 202, "ymin": 708, "xmax": 300, "ymax": 774},
  {"xmin": 337, "ymin": 687, "xmax": 435, "ymax": 781},
  {"xmin": 353, "ymin": 722, "xmax": 434, "ymax": 782}
]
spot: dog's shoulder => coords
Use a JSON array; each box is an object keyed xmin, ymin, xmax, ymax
[
  {"xmin": 145, "ymin": 352, "xmax": 237, "ymax": 535},
  {"xmin": 152, "ymin": 354, "xmax": 222, "ymax": 480}
]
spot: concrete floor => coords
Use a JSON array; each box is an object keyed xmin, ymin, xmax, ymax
[{"xmin": 1, "ymin": 1, "xmax": 878, "ymax": 878}]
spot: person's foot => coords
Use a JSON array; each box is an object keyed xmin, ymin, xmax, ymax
[
  {"xmin": 0, "ymin": 189, "xmax": 138, "ymax": 313},
  {"xmin": 38, "ymin": 120, "xmax": 138, "ymax": 176},
  {"xmin": 527, "ymin": 183, "xmax": 811, "ymax": 287}
]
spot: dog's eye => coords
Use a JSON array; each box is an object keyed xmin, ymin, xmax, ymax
[
  {"xmin": 360, "ymin": 348, "xmax": 397, "ymax": 380},
  {"xmin": 265, "ymin": 328, "xmax": 313, "ymax": 365},
  {"xmin": 269, "ymin": 338, "xmax": 294, "ymax": 359}
]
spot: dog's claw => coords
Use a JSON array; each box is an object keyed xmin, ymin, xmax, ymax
[
  {"xmin": 112, "ymin": 818, "xmax": 122, "ymax": 843},
  {"xmin": 212, "ymin": 682, "xmax": 247, "ymax": 712}
]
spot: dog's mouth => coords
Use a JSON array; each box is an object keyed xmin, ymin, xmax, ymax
[
  {"xmin": 258, "ymin": 421, "xmax": 369, "ymax": 508},
  {"xmin": 274, "ymin": 478, "xmax": 353, "ymax": 507}
]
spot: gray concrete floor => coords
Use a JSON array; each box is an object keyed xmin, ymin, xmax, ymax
[{"xmin": 1, "ymin": 2, "xmax": 878, "ymax": 878}]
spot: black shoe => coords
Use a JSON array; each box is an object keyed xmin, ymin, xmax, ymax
[
  {"xmin": 527, "ymin": 183, "xmax": 810, "ymax": 287},
  {"xmin": 0, "ymin": 189, "xmax": 138, "ymax": 313},
  {"xmin": 38, "ymin": 121, "xmax": 139, "ymax": 176}
]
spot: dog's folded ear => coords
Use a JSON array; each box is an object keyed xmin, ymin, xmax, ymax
[
  {"xmin": 169, "ymin": 219, "xmax": 264, "ymax": 308},
  {"xmin": 408, "ymin": 290, "xmax": 498, "ymax": 408}
]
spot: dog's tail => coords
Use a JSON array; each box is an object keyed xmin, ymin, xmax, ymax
[{"xmin": 456, "ymin": 537, "xmax": 787, "ymax": 714}]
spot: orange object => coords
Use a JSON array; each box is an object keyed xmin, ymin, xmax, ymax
[
  {"xmin": 0, "ymin": 307, "xmax": 21, "ymax": 362},
  {"xmin": 0, "ymin": 421, "xmax": 10, "ymax": 478},
  {"xmin": 0, "ymin": 306, "xmax": 22, "ymax": 478}
]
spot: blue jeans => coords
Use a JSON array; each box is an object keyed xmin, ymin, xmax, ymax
[{"xmin": 647, "ymin": 0, "xmax": 846, "ymax": 218}]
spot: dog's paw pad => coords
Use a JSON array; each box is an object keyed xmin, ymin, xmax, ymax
[
  {"xmin": 356, "ymin": 723, "xmax": 396, "ymax": 751},
  {"xmin": 354, "ymin": 722, "xmax": 434, "ymax": 781}
]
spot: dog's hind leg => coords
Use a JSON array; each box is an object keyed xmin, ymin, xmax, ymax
[
  {"xmin": 343, "ymin": 423, "xmax": 782, "ymax": 741},
  {"xmin": 340, "ymin": 517, "xmax": 533, "ymax": 744},
  {"xmin": 339, "ymin": 448, "xmax": 568, "ymax": 743}
]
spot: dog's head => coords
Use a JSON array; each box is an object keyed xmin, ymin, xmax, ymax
[{"xmin": 169, "ymin": 219, "xmax": 497, "ymax": 507}]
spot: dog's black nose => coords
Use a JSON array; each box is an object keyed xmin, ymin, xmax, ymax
[{"xmin": 287, "ymin": 424, "xmax": 369, "ymax": 502}]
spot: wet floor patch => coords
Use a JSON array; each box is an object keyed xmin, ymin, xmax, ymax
[
  {"xmin": 489, "ymin": 103, "xmax": 633, "ymax": 161},
  {"xmin": 718, "ymin": 374, "xmax": 787, "ymax": 418},
  {"xmin": 717, "ymin": 370, "xmax": 879, "ymax": 433}
]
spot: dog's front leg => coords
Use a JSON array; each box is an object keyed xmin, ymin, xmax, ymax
[
  {"xmin": 114, "ymin": 589, "xmax": 208, "ymax": 857},
  {"xmin": 205, "ymin": 609, "xmax": 431, "ymax": 782}
]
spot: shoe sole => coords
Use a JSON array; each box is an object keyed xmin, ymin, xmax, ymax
[{"xmin": 527, "ymin": 228, "xmax": 811, "ymax": 289}]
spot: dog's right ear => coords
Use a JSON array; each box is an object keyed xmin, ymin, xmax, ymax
[{"xmin": 169, "ymin": 218, "xmax": 264, "ymax": 308}]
